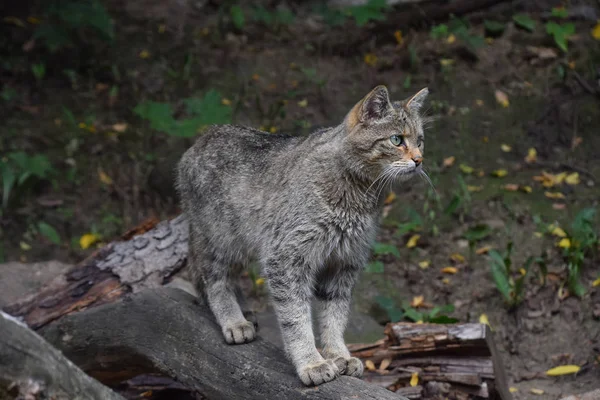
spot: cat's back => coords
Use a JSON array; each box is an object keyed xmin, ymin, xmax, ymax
[
  {"xmin": 177, "ymin": 124, "xmax": 302, "ymax": 196},
  {"xmin": 193, "ymin": 124, "xmax": 298, "ymax": 166}
]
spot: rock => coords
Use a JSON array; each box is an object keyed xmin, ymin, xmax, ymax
[
  {"xmin": 0, "ymin": 261, "xmax": 72, "ymax": 308},
  {"xmin": 344, "ymin": 307, "xmax": 385, "ymax": 344}
]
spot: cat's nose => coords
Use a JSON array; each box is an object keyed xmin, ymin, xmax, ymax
[{"xmin": 412, "ymin": 156, "xmax": 423, "ymax": 166}]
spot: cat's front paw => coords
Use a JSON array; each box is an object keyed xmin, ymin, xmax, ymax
[
  {"xmin": 332, "ymin": 356, "xmax": 364, "ymax": 378},
  {"xmin": 298, "ymin": 359, "xmax": 340, "ymax": 386},
  {"xmin": 222, "ymin": 320, "xmax": 256, "ymax": 344}
]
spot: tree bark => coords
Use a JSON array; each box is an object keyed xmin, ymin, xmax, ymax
[
  {"xmin": 39, "ymin": 287, "xmax": 408, "ymax": 400},
  {"xmin": 0, "ymin": 312, "xmax": 124, "ymax": 400}
]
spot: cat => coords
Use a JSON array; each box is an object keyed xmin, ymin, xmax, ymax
[{"xmin": 176, "ymin": 85, "xmax": 429, "ymax": 386}]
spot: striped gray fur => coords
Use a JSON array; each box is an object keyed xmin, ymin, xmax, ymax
[{"xmin": 176, "ymin": 85, "xmax": 429, "ymax": 386}]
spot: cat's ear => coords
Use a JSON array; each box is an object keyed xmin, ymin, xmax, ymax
[
  {"xmin": 346, "ymin": 85, "xmax": 393, "ymax": 128},
  {"xmin": 404, "ymin": 87, "xmax": 429, "ymax": 113}
]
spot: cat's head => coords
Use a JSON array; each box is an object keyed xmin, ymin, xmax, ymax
[{"xmin": 344, "ymin": 85, "xmax": 429, "ymax": 182}]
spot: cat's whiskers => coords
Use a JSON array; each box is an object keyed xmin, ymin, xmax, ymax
[
  {"xmin": 364, "ymin": 167, "xmax": 390, "ymax": 198},
  {"xmin": 419, "ymin": 168, "xmax": 437, "ymax": 197}
]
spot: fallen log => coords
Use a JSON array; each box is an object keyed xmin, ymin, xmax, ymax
[
  {"xmin": 3, "ymin": 215, "xmax": 189, "ymax": 329},
  {"xmin": 0, "ymin": 311, "xmax": 124, "ymax": 400},
  {"xmin": 39, "ymin": 287, "xmax": 407, "ymax": 400},
  {"xmin": 349, "ymin": 323, "xmax": 512, "ymax": 400}
]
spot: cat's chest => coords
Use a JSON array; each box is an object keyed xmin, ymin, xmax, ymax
[{"xmin": 325, "ymin": 211, "xmax": 379, "ymax": 265}]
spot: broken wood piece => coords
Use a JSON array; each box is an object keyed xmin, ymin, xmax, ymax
[
  {"xmin": 39, "ymin": 287, "xmax": 408, "ymax": 400},
  {"xmin": 352, "ymin": 322, "xmax": 512, "ymax": 400},
  {"xmin": 0, "ymin": 311, "xmax": 124, "ymax": 400}
]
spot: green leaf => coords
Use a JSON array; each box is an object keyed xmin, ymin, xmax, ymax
[
  {"xmin": 551, "ymin": 7, "xmax": 568, "ymax": 18},
  {"xmin": 349, "ymin": 0, "xmax": 387, "ymax": 27},
  {"xmin": 513, "ymin": 14, "xmax": 536, "ymax": 32},
  {"xmin": 546, "ymin": 22, "xmax": 575, "ymax": 52},
  {"xmin": 484, "ymin": 20, "xmax": 506, "ymax": 34},
  {"xmin": 184, "ymin": 90, "xmax": 232, "ymax": 126},
  {"xmin": 230, "ymin": 5, "xmax": 245, "ymax": 30},
  {"xmin": 464, "ymin": 224, "xmax": 492, "ymax": 242},
  {"xmin": 444, "ymin": 195, "xmax": 461, "ymax": 215},
  {"xmin": 403, "ymin": 307, "xmax": 423, "ymax": 322},
  {"xmin": 490, "ymin": 252, "xmax": 512, "ymax": 303},
  {"xmin": 372, "ymin": 242, "xmax": 400, "ymax": 258},
  {"xmin": 38, "ymin": 221, "xmax": 61, "ymax": 244},
  {"xmin": 375, "ymin": 295, "xmax": 403, "ymax": 322},
  {"xmin": 366, "ymin": 261, "xmax": 384, "ymax": 273},
  {"xmin": 1, "ymin": 162, "xmax": 16, "ymax": 208},
  {"xmin": 133, "ymin": 101, "xmax": 175, "ymax": 133},
  {"xmin": 428, "ymin": 315, "xmax": 459, "ymax": 324}
]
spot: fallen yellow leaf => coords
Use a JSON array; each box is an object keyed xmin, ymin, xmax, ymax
[
  {"xmin": 20, "ymin": 241, "xmax": 31, "ymax": 251},
  {"xmin": 545, "ymin": 191, "xmax": 565, "ymax": 199},
  {"xmin": 551, "ymin": 227, "xmax": 567, "ymax": 237},
  {"xmin": 98, "ymin": 169, "xmax": 113, "ymax": 185},
  {"xmin": 440, "ymin": 58, "xmax": 454, "ymax": 67},
  {"xmin": 379, "ymin": 358, "xmax": 391, "ymax": 371},
  {"xmin": 406, "ymin": 234, "xmax": 420, "ymax": 248},
  {"xmin": 467, "ymin": 185, "xmax": 483, "ymax": 192},
  {"xmin": 475, "ymin": 99, "xmax": 484, "ymax": 107},
  {"xmin": 592, "ymin": 22, "xmax": 600, "ymax": 40},
  {"xmin": 410, "ymin": 372, "xmax": 419, "ymax": 387},
  {"xmin": 158, "ymin": 24, "xmax": 166, "ymax": 33},
  {"xmin": 269, "ymin": 126, "xmax": 278, "ymax": 133},
  {"xmin": 495, "ymin": 90, "xmax": 509, "ymax": 108},
  {"xmin": 384, "ymin": 192, "xmax": 397, "ymax": 205},
  {"xmin": 592, "ymin": 278, "xmax": 600, "ymax": 287},
  {"xmin": 364, "ymin": 53, "xmax": 378, "ymax": 67},
  {"xmin": 446, "ymin": 34, "xmax": 456, "ymax": 44},
  {"xmin": 221, "ymin": 98, "xmax": 232, "ymax": 106},
  {"xmin": 418, "ymin": 260, "xmax": 430, "ymax": 269},
  {"xmin": 479, "ymin": 313, "xmax": 490, "ymax": 326},
  {"xmin": 297, "ymin": 99, "xmax": 308, "ymax": 108},
  {"xmin": 80, "ymin": 233, "xmax": 101, "ymax": 249},
  {"xmin": 441, "ymin": 266, "xmax": 458, "ymax": 274},
  {"xmin": 501, "ymin": 144, "xmax": 512, "ymax": 152},
  {"xmin": 476, "ymin": 246, "xmax": 493, "ymax": 255},
  {"xmin": 519, "ymin": 268, "xmax": 527, "ymax": 276},
  {"xmin": 525, "ymin": 147, "xmax": 537, "ymax": 163},
  {"xmin": 394, "ymin": 30, "xmax": 403, "ymax": 45},
  {"xmin": 492, "ymin": 169, "xmax": 508, "ymax": 178},
  {"xmin": 411, "ymin": 295, "xmax": 424, "ymax": 308},
  {"xmin": 365, "ymin": 360, "xmax": 376, "ymax": 371},
  {"xmin": 530, "ymin": 388, "xmax": 544, "ymax": 395},
  {"xmin": 139, "ymin": 50, "xmax": 150, "ymax": 59},
  {"xmin": 450, "ymin": 253, "xmax": 466, "ymax": 263},
  {"xmin": 503, "ymin": 184, "xmax": 519, "ymax": 192},
  {"xmin": 509, "ymin": 387, "xmax": 518, "ymax": 393},
  {"xmin": 442, "ymin": 278, "xmax": 450, "ymax": 284},
  {"xmin": 534, "ymin": 232, "xmax": 543, "ymax": 238},
  {"xmin": 520, "ymin": 186, "xmax": 532, "ymax": 193},
  {"xmin": 558, "ymin": 238, "xmax": 571, "ymax": 249},
  {"xmin": 546, "ymin": 365, "xmax": 580, "ymax": 376},
  {"xmin": 255, "ymin": 277, "xmax": 265, "ymax": 286},
  {"xmin": 112, "ymin": 123, "xmax": 128, "ymax": 133},
  {"xmin": 565, "ymin": 172, "xmax": 580, "ymax": 185},
  {"xmin": 443, "ymin": 156, "xmax": 456, "ymax": 167},
  {"xmin": 459, "ymin": 164, "xmax": 474, "ymax": 174}
]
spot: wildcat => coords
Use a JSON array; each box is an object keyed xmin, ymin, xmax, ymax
[{"xmin": 176, "ymin": 85, "xmax": 429, "ymax": 386}]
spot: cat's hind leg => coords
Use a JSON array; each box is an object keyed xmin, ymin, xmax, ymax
[{"xmin": 189, "ymin": 228, "xmax": 255, "ymax": 345}]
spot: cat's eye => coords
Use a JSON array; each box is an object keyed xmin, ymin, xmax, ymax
[
  {"xmin": 417, "ymin": 138, "xmax": 424, "ymax": 147},
  {"xmin": 390, "ymin": 135, "xmax": 403, "ymax": 146}
]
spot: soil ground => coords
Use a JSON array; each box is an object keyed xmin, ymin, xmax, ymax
[{"xmin": 1, "ymin": 0, "xmax": 600, "ymax": 398}]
